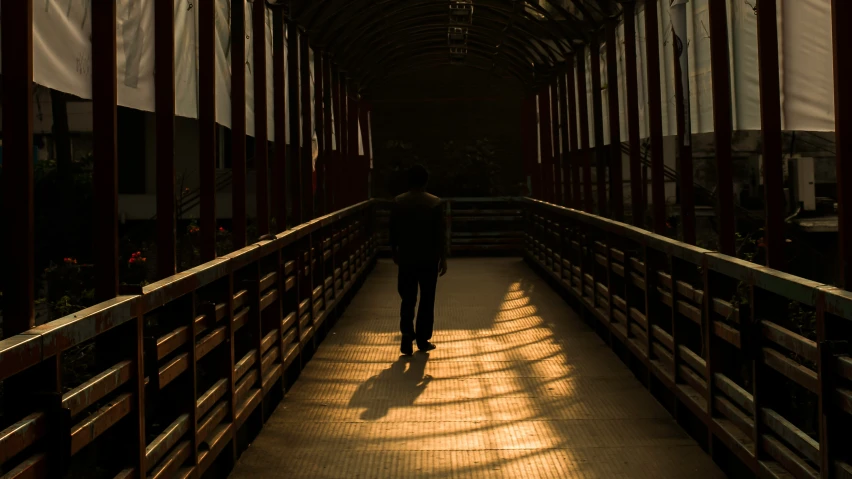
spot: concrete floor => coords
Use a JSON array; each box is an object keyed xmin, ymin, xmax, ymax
[{"xmin": 231, "ymin": 258, "xmax": 724, "ymax": 478}]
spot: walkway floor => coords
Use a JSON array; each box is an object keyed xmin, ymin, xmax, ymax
[{"xmin": 231, "ymin": 258, "xmax": 724, "ymax": 478}]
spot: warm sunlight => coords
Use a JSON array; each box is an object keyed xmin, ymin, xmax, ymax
[{"xmin": 231, "ymin": 259, "xmax": 722, "ymax": 478}]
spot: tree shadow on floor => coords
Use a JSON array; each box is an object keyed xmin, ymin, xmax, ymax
[{"xmin": 348, "ymin": 353, "xmax": 432, "ymax": 420}]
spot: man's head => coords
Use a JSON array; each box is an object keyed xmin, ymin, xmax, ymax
[{"xmin": 407, "ymin": 164, "xmax": 430, "ymax": 190}]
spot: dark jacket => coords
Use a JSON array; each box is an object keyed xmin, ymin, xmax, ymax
[{"xmin": 389, "ymin": 191, "xmax": 447, "ymax": 266}]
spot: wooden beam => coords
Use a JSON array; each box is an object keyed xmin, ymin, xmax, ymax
[
  {"xmin": 708, "ymin": 0, "xmax": 736, "ymax": 255},
  {"xmin": 272, "ymin": 9, "xmax": 287, "ymax": 231},
  {"xmin": 623, "ymin": 2, "xmax": 645, "ymax": 228},
  {"xmin": 199, "ymin": 0, "xmax": 217, "ymax": 261},
  {"xmin": 1, "ymin": 0, "xmax": 35, "ymax": 334},
  {"xmin": 253, "ymin": 1, "xmax": 270, "ymax": 236},
  {"xmin": 606, "ymin": 21, "xmax": 624, "ymax": 221},
  {"xmin": 644, "ymin": 0, "xmax": 666, "ymax": 235},
  {"xmin": 288, "ymin": 20, "xmax": 303, "ymax": 224},
  {"xmin": 232, "ymin": 0, "xmax": 248, "ymax": 248}
]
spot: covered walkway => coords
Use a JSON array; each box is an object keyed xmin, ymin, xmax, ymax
[{"xmin": 231, "ymin": 258, "xmax": 722, "ymax": 478}]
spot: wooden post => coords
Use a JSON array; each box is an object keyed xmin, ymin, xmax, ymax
[
  {"xmin": 287, "ymin": 20, "xmax": 303, "ymax": 224},
  {"xmin": 232, "ymin": 0, "xmax": 248, "ymax": 248},
  {"xmin": 331, "ymin": 64, "xmax": 343, "ymax": 210},
  {"xmin": 623, "ymin": 2, "xmax": 645, "ymax": 228},
  {"xmin": 199, "ymin": 0, "xmax": 217, "ymax": 260},
  {"xmin": 300, "ymin": 32, "xmax": 314, "ymax": 220},
  {"xmin": 340, "ymin": 75, "xmax": 350, "ymax": 206},
  {"xmin": 606, "ymin": 21, "xmax": 624, "ymax": 221},
  {"xmin": 557, "ymin": 73, "xmax": 572, "ymax": 207},
  {"xmin": 253, "ymin": 1, "xmax": 269, "ymax": 236},
  {"xmin": 538, "ymin": 85, "xmax": 555, "ymax": 203},
  {"xmin": 834, "ymin": 0, "xmax": 852, "ymax": 288},
  {"xmin": 550, "ymin": 80, "xmax": 563, "ymax": 205},
  {"xmin": 757, "ymin": 0, "xmax": 784, "ymax": 270},
  {"xmin": 348, "ymin": 83, "xmax": 360, "ymax": 205},
  {"xmin": 323, "ymin": 55, "xmax": 335, "ymax": 211},
  {"xmin": 273, "ymin": 9, "xmax": 288, "ymax": 230},
  {"xmin": 590, "ymin": 33, "xmax": 607, "ymax": 217},
  {"xmin": 360, "ymin": 100, "xmax": 372, "ymax": 201},
  {"xmin": 708, "ymin": 0, "xmax": 736, "ymax": 255},
  {"xmin": 644, "ymin": 0, "xmax": 666, "ymax": 235},
  {"xmin": 92, "ymin": 0, "xmax": 119, "ymax": 301},
  {"xmin": 2, "ymin": 0, "xmax": 35, "ymax": 334},
  {"xmin": 155, "ymin": 0, "xmax": 177, "ymax": 276},
  {"xmin": 315, "ymin": 51, "xmax": 326, "ymax": 215},
  {"xmin": 671, "ymin": 9, "xmax": 696, "ymax": 244},
  {"xmin": 567, "ymin": 57, "xmax": 582, "ymax": 208},
  {"xmin": 576, "ymin": 46, "xmax": 593, "ymax": 213}
]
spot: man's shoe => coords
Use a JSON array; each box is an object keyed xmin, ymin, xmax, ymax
[
  {"xmin": 401, "ymin": 336, "xmax": 414, "ymax": 356},
  {"xmin": 417, "ymin": 341, "xmax": 436, "ymax": 352}
]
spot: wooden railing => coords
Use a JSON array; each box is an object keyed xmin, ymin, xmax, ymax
[
  {"xmin": 0, "ymin": 201, "xmax": 378, "ymax": 478},
  {"xmin": 523, "ymin": 197, "xmax": 852, "ymax": 478},
  {"xmin": 375, "ymin": 197, "xmax": 524, "ymax": 255}
]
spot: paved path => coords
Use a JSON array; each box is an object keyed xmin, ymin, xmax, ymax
[{"xmin": 231, "ymin": 258, "xmax": 724, "ymax": 478}]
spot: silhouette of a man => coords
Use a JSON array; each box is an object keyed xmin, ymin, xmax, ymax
[{"xmin": 389, "ymin": 164, "xmax": 448, "ymax": 355}]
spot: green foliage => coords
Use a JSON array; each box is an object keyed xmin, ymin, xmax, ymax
[{"xmin": 37, "ymin": 258, "xmax": 96, "ymax": 321}]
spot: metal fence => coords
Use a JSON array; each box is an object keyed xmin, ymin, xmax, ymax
[
  {"xmin": 0, "ymin": 200, "xmax": 377, "ymax": 478},
  {"xmin": 523, "ymin": 197, "xmax": 852, "ymax": 478}
]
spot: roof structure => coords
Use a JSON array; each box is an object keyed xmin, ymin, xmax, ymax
[{"xmin": 286, "ymin": 0, "xmax": 623, "ymax": 93}]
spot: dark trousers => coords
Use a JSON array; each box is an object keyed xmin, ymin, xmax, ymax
[{"xmin": 398, "ymin": 262, "xmax": 439, "ymax": 344}]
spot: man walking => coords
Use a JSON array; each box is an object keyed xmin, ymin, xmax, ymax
[{"xmin": 389, "ymin": 164, "xmax": 448, "ymax": 355}]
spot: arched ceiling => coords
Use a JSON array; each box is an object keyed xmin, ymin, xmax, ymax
[{"xmin": 282, "ymin": 0, "xmax": 624, "ymax": 95}]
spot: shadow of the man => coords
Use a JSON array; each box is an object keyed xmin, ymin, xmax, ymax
[{"xmin": 348, "ymin": 353, "xmax": 432, "ymax": 420}]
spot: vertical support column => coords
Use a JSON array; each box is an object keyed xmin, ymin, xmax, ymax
[
  {"xmin": 253, "ymin": 1, "xmax": 269, "ymax": 236},
  {"xmin": 520, "ymin": 96, "xmax": 531, "ymax": 196},
  {"xmin": 644, "ymin": 0, "xmax": 666, "ymax": 234},
  {"xmin": 538, "ymin": 85, "xmax": 555, "ymax": 203},
  {"xmin": 232, "ymin": 0, "xmax": 248, "ymax": 248},
  {"xmin": 567, "ymin": 58, "xmax": 581, "ymax": 208},
  {"xmin": 2, "ymin": 0, "xmax": 35, "ymax": 333},
  {"xmin": 300, "ymin": 32, "xmax": 314, "ymax": 220},
  {"xmin": 155, "ymin": 0, "xmax": 176, "ymax": 276},
  {"xmin": 708, "ymin": 0, "xmax": 736, "ymax": 255},
  {"xmin": 757, "ymin": 0, "xmax": 784, "ymax": 270},
  {"xmin": 672, "ymin": 15, "xmax": 696, "ymax": 245},
  {"xmin": 92, "ymin": 0, "xmax": 119, "ymax": 301},
  {"xmin": 314, "ymin": 51, "xmax": 325, "ymax": 215},
  {"xmin": 348, "ymin": 85, "xmax": 361, "ymax": 204},
  {"xmin": 331, "ymin": 65, "xmax": 343, "ymax": 210},
  {"xmin": 272, "ymin": 9, "xmax": 287, "ymax": 230},
  {"xmin": 340, "ymin": 74, "xmax": 350, "ymax": 206},
  {"xmin": 550, "ymin": 80, "xmax": 563, "ymax": 204},
  {"xmin": 576, "ymin": 46, "xmax": 593, "ymax": 212},
  {"xmin": 199, "ymin": 0, "xmax": 217, "ymax": 260},
  {"xmin": 590, "ymin": 33, "xmax": 607, "ymax": 217},
  {"xmin": 558, "ymin": 72, "xmax": 572, "ymax": 207},
  {"xmin": 323, "ymin": 55, "xmax": 334, "ymax": 212},
  {"xmin": 624, "ymin": 2, "xmax": 645, "ymax": 228},
  {"xmin": 833, "ymin": 0, "xmax": 852, "ymax": 288},
  {"xmin": 287, "ymin": 20, "xmax": 303, "ymax": 224},
  {"xmin": 606, "ymin": 20, "xmax": 624, "ymax": 221},
  {"xmin": 523, "ymin": 95, "xmax": 541, "ymax": 199},
  {"xmin": 360, "ymin": 100, "xmax": 372, "ymax": 201}
]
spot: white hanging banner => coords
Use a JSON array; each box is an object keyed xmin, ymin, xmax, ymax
[
  {"xmin": 671, "ymin": 0, "xmax": 691, "ymax": 146},
  {"xmin": 174, "ymin": 0, "xmax": 199, "ymax": 119}
]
